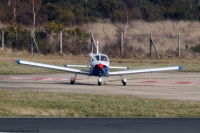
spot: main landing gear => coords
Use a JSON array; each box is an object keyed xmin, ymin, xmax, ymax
[
  {"xmin": 121, "ymin": 75, "xmax": 127, "ymax": 86},
  {"xmin": 97, "ymin": 76, "xmax": 126, "ymax": 86},
  {"xmin": 70, "ymin": 74, "xmax": 77, "ymax": 84}
]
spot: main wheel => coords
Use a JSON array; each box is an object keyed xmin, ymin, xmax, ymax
[
  {"xmin": 71, "ymin": 81, "xmax": 75, "ymax": 84},
  {"xmin": 98, "ymin": 82, "xmax": 102, "ymax": 86},
  {"xmin": 123, "ymin": 82, "xmax": 126, "ymax": 86},
  {"xmin": 122, "ymin": 79, "xmax": 127, "ymax": 86},
  {"xmin": 70, "ymin": 77, "xmax": 75, "ymax": 84}
]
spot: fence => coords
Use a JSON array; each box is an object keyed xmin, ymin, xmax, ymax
[{"xmin": 0, "ymin": 29, "xmax": 199, "ymax": 58}]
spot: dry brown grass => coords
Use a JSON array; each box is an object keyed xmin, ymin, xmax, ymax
[
  {"xmin": 81, "ymin": 20, "xmax": 200, "ymax": 58},
  {"xmin": 1, "ymin": 20, "xmax": 200, "ymax": 58}
]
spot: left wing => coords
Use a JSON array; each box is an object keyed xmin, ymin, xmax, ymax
[
  {"xmin": 109, "ymin": 66, "xmax": 183, "ymax": 76},
  {"xmin": 15, "ymin": 60, "xmax": 90, "ymax": 75}
]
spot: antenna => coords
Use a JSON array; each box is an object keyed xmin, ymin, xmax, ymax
[{"xmin": 96, "ymin": 40, "xmax": 99, "ymax": 54}]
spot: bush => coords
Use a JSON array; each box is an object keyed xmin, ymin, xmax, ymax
[{"xmin": 190, "ymin": 44, "xmax": 200, "ymax": 53}]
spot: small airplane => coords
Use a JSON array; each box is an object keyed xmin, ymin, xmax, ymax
[{"xmin": 15, "ymin": 40, "xmax": 183, "ymax": 86}]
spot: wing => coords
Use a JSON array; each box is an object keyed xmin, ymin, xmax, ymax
[
  {"xmin": 64, "ymin": 64, "xmax": 91, "ymax": 68},
  {"xmin": 109, "ymin": 66, "xmax": 183, "ymax": 76},
  {"xmin": 15, "ymin": 60, "xmax": 90, "ymax": 75},
  {"xmin": 109, "ymin": 66, "xmax": 129, "ymax": 69}
]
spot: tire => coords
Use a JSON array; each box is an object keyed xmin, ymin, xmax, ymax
[
  {"xmin": 123, "ymin": 82, "xmax": 126, "ymax": 86},
  {"xmin": 71, "ymin": 81, "xmax": 75, "ymax": 84},
  {"xmin": 98, "ymin": 82, "xmax": 101, "ymax": 86}
]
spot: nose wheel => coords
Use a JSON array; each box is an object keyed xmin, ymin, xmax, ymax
[{"xmin": 98, "ymin": 77, "xmax": 102, "ymax": 86}]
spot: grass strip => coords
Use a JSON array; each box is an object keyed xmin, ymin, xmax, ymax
[{"xmin": 0, "ymin": 89, "xmax": 200, "ymax": 117}]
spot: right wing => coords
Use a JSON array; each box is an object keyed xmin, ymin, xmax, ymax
[
  {"xmin": 15, "ymin": 60, "xmax": 90, "ymax": 75},
  {"xmin": 109, "ymin": 66, "xmax": 183, "ymax": 76}
]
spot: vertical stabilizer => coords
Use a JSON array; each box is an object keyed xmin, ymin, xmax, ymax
[{"xmin": 91, "ymin": 32, "xmax": 99, "ymax": 54}]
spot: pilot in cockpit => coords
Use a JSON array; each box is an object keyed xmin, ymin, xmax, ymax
[{"xmin": 101, "ymin": 56, "xmax": 107, "ymax": 61}]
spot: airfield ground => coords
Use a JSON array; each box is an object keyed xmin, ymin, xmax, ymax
[{"xmin": 1, "ymin": 55, "xmax": 200, "ymax": 117}]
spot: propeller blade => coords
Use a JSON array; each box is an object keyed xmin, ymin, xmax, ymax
[{"xmin": 102, "ymin": 67, "xmax": 109, "ymax": 77}]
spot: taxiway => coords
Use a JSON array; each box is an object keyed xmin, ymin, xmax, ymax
[{"xmin": 0, "ymin": 72, "xmax": 200, "ymax": 101}]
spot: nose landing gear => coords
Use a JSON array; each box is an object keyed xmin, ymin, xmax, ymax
[{"xmin": 98, "ymin": 77, "xmax": 102, "ymax": 86}]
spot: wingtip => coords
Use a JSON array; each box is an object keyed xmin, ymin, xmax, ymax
[
  {"xmin": 15, "ymin": 60, "xmax": 20, "ymax": 64},
  {"xmin": 179, "ymin": 66, "xmax": 183, "ymax": 70}
]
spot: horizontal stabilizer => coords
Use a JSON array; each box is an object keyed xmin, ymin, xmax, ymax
[
  {"xmin": 64, "ymin": 64, "xmax": 91, "ymax": 68},
  {"xmin": 109, "ymin": 66, "xmax": 129, "ymax": 69}
]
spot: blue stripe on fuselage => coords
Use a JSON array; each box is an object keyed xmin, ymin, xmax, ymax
[{"xmin": 90, "ymin": 68, "xmax": 109, "ymax": 76}]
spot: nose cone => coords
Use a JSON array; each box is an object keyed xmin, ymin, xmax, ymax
[{"xmin": 98, "ymin": 63, "xmax": 103, "ymax": 70}]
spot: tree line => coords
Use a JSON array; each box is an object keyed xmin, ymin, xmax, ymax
[
  {"xmin": 1, "ymin": 0, "xmax": 200, "ymax": 27},
  {"xmin": 2, "ymin": 0, "xmax": 200, "ymax": 56}
]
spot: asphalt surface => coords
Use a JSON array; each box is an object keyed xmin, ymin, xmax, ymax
[
  {"xmin": 0, "ymin": 118, "xmax": 200, "ymax": 133},
  {"xmin": 0, "ymin": 72, "xmax": 200, "ymax": 101}
]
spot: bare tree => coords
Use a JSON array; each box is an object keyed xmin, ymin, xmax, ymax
[
  {"xmin": 198, "ymin": 0, "xmax": 200, "ymax": 5},
  {"xmin": 8, "ymin": 0, "xmax": 11, "ymax": 5},
  {"xmin": 123, "ymin": 11, "xmax": 129, "ymax": 37},
  {"xmin": 10, "ymin": 0, "xmax": 19, "ymax": 21},
  {"xmin": 30, "ymin": 0, "xmax": 42, "ymax": 32}
]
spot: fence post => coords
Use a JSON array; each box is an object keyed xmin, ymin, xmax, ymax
[
  {"xmin": 31, "ymin": 31, "xmax": 33, "ymax": 54},
  {"xmin": 91, "ymin": 32, "xmax": 93, "ymax": 53},
  {"xmin": 178, "ymin": 34, "xmax": 181, "ymax": 57},
  {"xmin": 150, "ymin": 34, "xmax": 160, "ymax": 58},
  {"xmin": 60, "ymin": 31, "xmax": 62, "ymax": 54},
  {"xmin": 121, "ymin": 32, "xmax": 124, "ymax": 56},
  {"xmin": 2, "ymin": 30, "xmax": 4, "ymax": 49},
  {"xmin": 150, "ymin": 34, "xmax": 152, "ymax": 57},
  {"xmin": 30, "ymin": 31, "xmax": 40, "ymax": 55}
]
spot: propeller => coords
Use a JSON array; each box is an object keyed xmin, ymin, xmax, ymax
[{"xmin": 89, "ymin": 53, "xmax": 109, "ymax": 77}]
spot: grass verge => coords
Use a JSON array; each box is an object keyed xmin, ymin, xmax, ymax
[{"xmin": 0, "ymin": 89, "xmax": 200, "ymax": 117}]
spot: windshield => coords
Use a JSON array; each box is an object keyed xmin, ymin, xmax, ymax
[
  {"xmin": 91, "ymin": 55, "xmax": 108, "ymax": 62},
  {"xmin": 91, "ymin": 55, "xmax": 100, "ymax": 61},
  {"xmin": 101, "ymin": 55, "xmax": 108, "ymax": 62}
]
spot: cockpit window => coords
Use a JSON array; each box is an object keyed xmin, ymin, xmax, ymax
[
  {"xmin": 91, "ymin": 55, "xmax": 99, "ymax": 61},
  {"xmin": 91, "ymin": 55, "xmax": 108, "ymax": 62},
  {"xmin": 101, "ymin": 56, "xmax": 108, "ymax": 61}
]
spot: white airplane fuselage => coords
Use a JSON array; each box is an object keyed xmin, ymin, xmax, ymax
[{"xmin": 89, "ymin": 54, "xmax": 110, "ymax": 77}]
